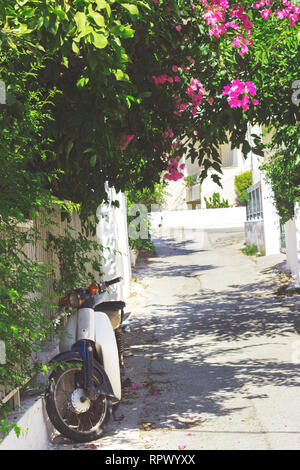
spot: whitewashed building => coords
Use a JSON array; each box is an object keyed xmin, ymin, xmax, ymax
[{"xmin": 162, "ymin": 140, "xmax": 252, "ymax": 212}]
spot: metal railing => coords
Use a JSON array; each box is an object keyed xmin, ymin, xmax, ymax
[{"xmin": 246, "ymin": 182, "xmax": 263, "ymax": 221}]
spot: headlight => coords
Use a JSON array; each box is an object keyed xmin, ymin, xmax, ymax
[{"xmin": 68, "ymin": 291, "xmax": 82, "ymax": 308}]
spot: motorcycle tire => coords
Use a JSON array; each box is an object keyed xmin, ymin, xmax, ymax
[{"xmin": 45, "ymin": 359, "xmax": 112, "ymax": 443}]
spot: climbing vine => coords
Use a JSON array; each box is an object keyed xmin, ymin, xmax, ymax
[{"xmin": 47, "ymin": 228, "xmax": 106, "ymax": 295}]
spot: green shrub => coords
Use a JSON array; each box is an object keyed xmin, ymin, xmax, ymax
[
  {"xmin": 261, "ymin": 151, "xmax": 300, "ymax": 224},
  {"xmin": 234, "ymin": 170, "xmax": 252, "ymax": 206},
  {"xmin": 204, "ymin": 192, "xmax": 230, "ymax": 209},
  {"xmin": 183, "ymin": 175, "xmax": 199, "ymax": 188},
  {"xmin": 126, "ymin": 182, "xmax": 167, "ymax": 253},
  {"xmin": 241, "ymin": 244, "xmax": 258, "ymax": 256}
]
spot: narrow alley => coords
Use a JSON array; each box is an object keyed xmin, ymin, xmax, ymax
[{"xmin": 49, "ymin": 230, "xmax": 300, "ymax": 450}]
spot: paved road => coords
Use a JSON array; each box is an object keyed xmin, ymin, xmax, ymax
[{"xmin": 49, "ymin": 230, "xmax": 300, "ymax": 450}]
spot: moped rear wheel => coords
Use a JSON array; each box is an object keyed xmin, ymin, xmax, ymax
[{"xmin": 45, "ymin": 360, "xmax": 112, "ymax": 443}]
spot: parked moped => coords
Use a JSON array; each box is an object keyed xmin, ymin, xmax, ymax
[{"xmin": 45, "ymin": 277, "xmax": 125, "ymax": 442}]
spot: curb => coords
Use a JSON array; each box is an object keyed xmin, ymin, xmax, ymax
[{"xmin": 0, "ymin": 393, "xmax": 55, "ymax": 450}]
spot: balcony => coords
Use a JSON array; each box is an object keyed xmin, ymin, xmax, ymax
[{"xmin": 186, "ymin": 183, "xmax": 201, "ymax": 209}]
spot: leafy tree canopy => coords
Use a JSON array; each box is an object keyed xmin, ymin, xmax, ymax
[{"xmin": 0, "ymin": 0, "xmax": 299, "ymax": 221}]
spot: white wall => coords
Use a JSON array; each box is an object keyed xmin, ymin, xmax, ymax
[
  {"xmin": 200, "ymin": 165, "xmax": 251, "ymax": 207},
  {"xmin": 244, "ymin": 220, "xmax": 265, "ymax": 253},
  {"xmin": 182, "ymin": 144, "xmax": 252, "ymax": 208},
  {"xmin": 96, "ymin": 186, "xmax": 131, "ymax": 301},
  {"xmin": 247, "ymin": 123, "xmax": 264, "ymax": 185},
  {"xmin": 260, "ymin": 173, "xmax": 281, "ymax": 256},
  {"xmin": 285, "ymin": 202, "xmax": 300, "ymax": 285},
  {"xmin": 162, "ymin": 178, "xmax": 188, "ymax": 211},
  {"xmin": 0, "ymin": 397, "xmax": 54, "ymax": 450},
  {"xmin": 149, "ymin": 207, "xmax": 246, "ymax": 233},
  {"xmin": 244, "ymin": 172, "xmax": 281, "ymax": 256}
]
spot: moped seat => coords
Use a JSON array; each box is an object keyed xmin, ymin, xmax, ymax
[{"xmin": 94, "ymin": 301, "xmax": 126, "ymax": 311}]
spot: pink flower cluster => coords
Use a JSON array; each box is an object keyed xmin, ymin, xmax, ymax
[
  {"xmin": 173, "ymin": 78, "xmax": 205, "ymax": 117},
  {"xmin": 222, "ymin": 79, "xmax": 259, "ymax": 110},
  {"xmin": 162, "ymin": 127, "xmax": 175, "ymax": 139},
  {"xmin": 186, "ymin": 79, "xmax": 205, "ymax": 115},
  {"xmin": 152, "ymin": 74, "xmax": 177, "ymax": 85},
  {"xmin": 232, "ymin": 35, "xmax": 252, "ymax": 55},
  {"xmin": 201, "ymin": 0, "xmax": 253, "ymax": 56},
  {"xmin": 202, "ymin": 0, "xmax": 230, "ymax": 38},
  {"xmin": 117, "ymin": 134, "xmax": 135, "ymax": 151},
  {"xmin": 163, "ymin": 157, "xmax": 185, "ymax": 181},
  {"xmin": 253, "ymin": 0, "xmax": 299, "ymax": 26}
]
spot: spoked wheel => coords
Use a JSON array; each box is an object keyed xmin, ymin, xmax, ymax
[{"xmin": 45, "ymin": 360, "xmax": 112, "ymax": 443}]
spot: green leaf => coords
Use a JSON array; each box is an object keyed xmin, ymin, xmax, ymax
[
  {"xmin": 74, "ymin": 12, "xmax": 87, "ymax": 33},
  {"xmin": 113, "ymin": 69, "xmax": 130, "ymax": 81},
  {"xmin": 92, "ymin": 33, "xmax": 108, "ymax": 49},
  {"xmin": 72, "ymin": 41, "xmax": 80, "ymax": 54},
  {"xmin": 95, "ymin": 0, "xmax": 108, "ymax": 9},
  {"xmin": 76, "ymin": 77, "xmax": 89, "ymax": 88},
  {"xmin": 120, "ymin": 3, "xmax": 140, "ymax": 19},
  {"xmin": 90, "ymin": 155, "xmax": 97, "ymax": 167},
  {"xmin": 88, "ymin": 11, "xmax": 105, "ymax": 28},
  {"xmin": 140, "ymin": 91, "xmax": 152, "ymax": 98}
]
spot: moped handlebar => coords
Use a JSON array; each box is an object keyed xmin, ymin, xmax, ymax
[
  {"xmin": 59, "ymin": 277, "xmax": 123, "ymax": 307},
  {"xmin": 104, "ymin": 276, "xmax": 122, "ymax": 287}
]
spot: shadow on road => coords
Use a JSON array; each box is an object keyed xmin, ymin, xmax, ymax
[
  {"xmin": 50, "ymin": 237, "xmax": 300, "ymax": 448},
  {"xmin": 114, "ymin": 268, "xmax": 300, "ymax": 435}
]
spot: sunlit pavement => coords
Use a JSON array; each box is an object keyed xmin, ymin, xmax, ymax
[{"xmin": 49, "ymin": 230, "xmax": 300, "ymax": 450}]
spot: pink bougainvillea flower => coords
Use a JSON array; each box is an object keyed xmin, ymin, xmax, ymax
[
  {"xmin": 167, "ymin": 128, "xmax": 174, "ymax": 138},
  {"xmin": 169, "ymin": 157, "xmax": 178, "ymax": 167},
  {"xmin": 117, "ymin": 134, "xmax": 135, "ymax": 151},
  {"xmin": 127, "ymin": 135, "xmax": 135, "ymax": 143},
  {"xmin": 223, "ymin": 79, "xmax": 258, "ymax": 111},
  {"xmin": 241, "ymin": 94, "xmax": 250, "ymax": 110},
  {"xmin": 172, "ymin": 65, "xmax": 178, "ymax": 73},
  {"xmin": 133, "ymin": 384, "xmax": 141, "ymax": 390},
  {"xmin": 175, "ymin": 25, "xmax": 182, "ymax": 31},
  {"xmin": 260, "ymin": 8, "xmax": 272, "ymax": 18},
  {"xmin": 275, "ymin": 9, "xmax": 286, "ymax": 18}
]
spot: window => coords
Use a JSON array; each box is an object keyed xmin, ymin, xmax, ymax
[{"xmin": 246, "ymin": 182, "xmax": 263, "ymax": 220}]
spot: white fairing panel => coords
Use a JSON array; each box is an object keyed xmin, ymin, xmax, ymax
[
  {"xmin": 77, "ymin": 308, "xmax": 95, "ymax": 342},
  {"xmin": 94, "ymin": 312, "xmax": 121, "ymax": 401}
]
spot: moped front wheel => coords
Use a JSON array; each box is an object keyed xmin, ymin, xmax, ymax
[{"xmin": 45, "ymin": 360, "xmax": 112, "ymax": 443}]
